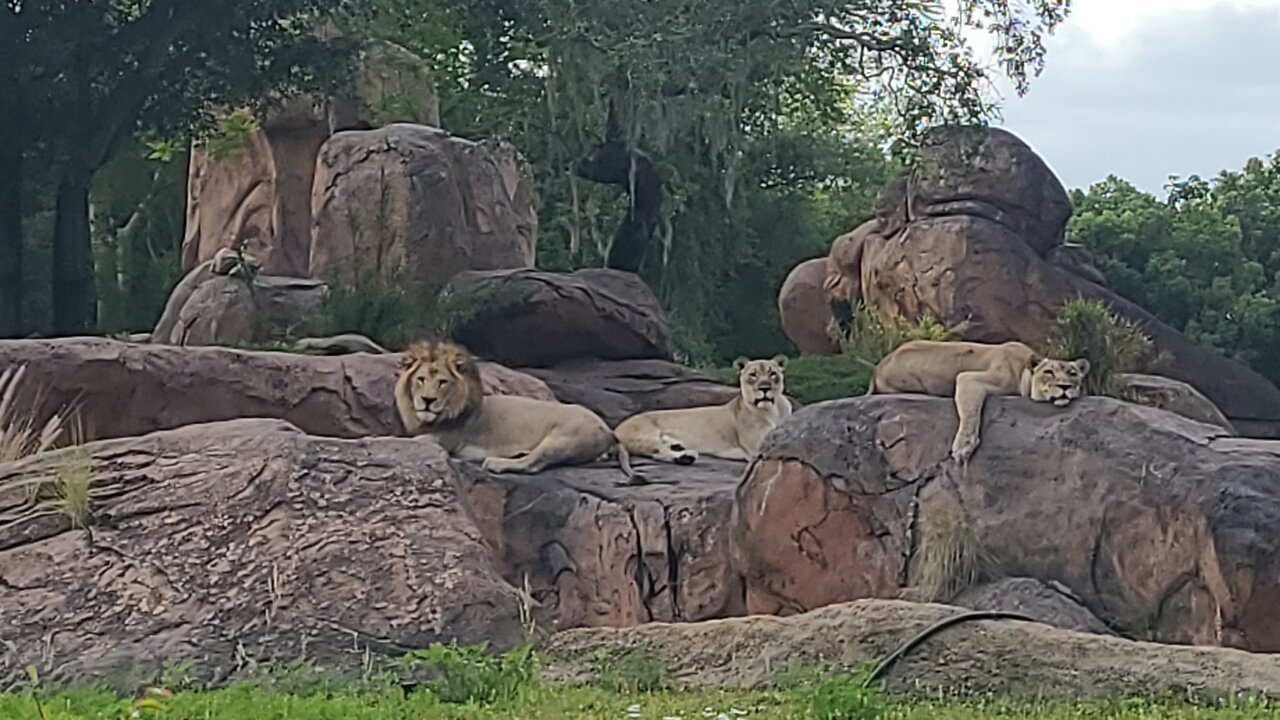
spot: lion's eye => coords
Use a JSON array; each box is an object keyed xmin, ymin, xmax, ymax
[{"xmin": 436, "ymin": 378, "xmax": 449, "ymax": 389}]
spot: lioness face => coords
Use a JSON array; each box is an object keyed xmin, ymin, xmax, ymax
[
  {"xmin": 733, "ymin": 356, "xmax": 787, "ymax": 409},
  {"xmin": 1028, "ymin": 358, "xmax": 1090, "ymax": 407}
]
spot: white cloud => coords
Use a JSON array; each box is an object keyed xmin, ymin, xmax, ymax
[{"xmin": 965, "ymin": 0, "xmax": 1280, "ymax": 193}]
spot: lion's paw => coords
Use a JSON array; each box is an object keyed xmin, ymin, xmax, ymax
[{"xmin": 950, "ymin": 434, "xmax": 979, "ymax": 464}]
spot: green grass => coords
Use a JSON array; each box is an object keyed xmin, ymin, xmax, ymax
[
  {"xmin": 709, "ymin": 353, "xmax": 872, "ymax": 406},
  {"xmin": 3, "ymin": 680, "xmax": 1278, "ymax": 720}
]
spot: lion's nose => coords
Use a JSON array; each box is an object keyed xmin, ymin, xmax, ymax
[{"xmin": 758, "ymin": 383, "xmax": 773, "ymax": 392}]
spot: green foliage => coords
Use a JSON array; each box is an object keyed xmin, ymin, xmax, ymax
[
  {"xmin": 777, "ymin": 664, "xmax": 892, "ymax": 720},
  {"xmin": 587, "ymin": 648, "xmax": 669, "ymax": 694},
  {"xmin": 303, "ymin": 275, "xmax": 498, "ymax": 351},
  {"xmin": 838, "ymin": 302, "xmax": 953, "ymax": 370},
  {"xmin": 1069, "ymin": 156, "xmax": 1280, "ymax": 387},
  {"xmin": 910, "ymin": 508, "xmax": 1003, "ymax": 603},
  {"xmin": 711, "ymin": 353, "xmax": 873, "ymax": 405},
  {"xmin": 1045, "ymin": 298, "xmax": 1159, "ymax": 396},
  {"xmin": 397, "ymin": 642, "xmax": 537, "ymax": 705},
  {"xmin": 202, "ymin": 109, "xmax": 262, "ymax": 163},
  {"xmin": 54, "ymin": 452, "xmax": 94, "ymax": 529}
]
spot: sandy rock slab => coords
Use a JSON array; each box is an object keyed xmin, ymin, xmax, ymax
[
  {"xmin": 543, "ymin": 599, "xmax": 1280, "ymax": 702},
  {"xmin": 732, "ymin": 395, "xmax": 1280, "ymax": 652},
  {"xmin": 0, "ymin": 419, "xmax": 526, "ymax": 691}
]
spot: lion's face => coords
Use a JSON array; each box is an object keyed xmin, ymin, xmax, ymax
[
  {"xmin": 734, "ymin": 356, "xmax": 788, "ymax": 409},
  {"xmin": 1027, "ymin": 358, "xmax": 1091, "ymax": 407},
  {"xmin": 397, "ymin": 340, "xmax": 483, "ymax": 427}
]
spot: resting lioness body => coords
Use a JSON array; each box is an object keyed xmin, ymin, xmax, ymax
[
  {"xmin": 614, "ymin": 357, "xmax": 793, "ymax": 464},
  {"xmin": 395, "ymin": 339, "xmax": 645, "ymax": 485},
  {"xmin": 868, "ymin": 339, "xmax": 1090, "ymax": 462}
]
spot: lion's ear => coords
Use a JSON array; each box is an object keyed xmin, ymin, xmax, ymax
[
  {"xmin": 770, "ymin": 354, "xmax": 788, "ymax": 370},
  {"xmin": 1074, "ymin": 358, "xmax": 1091, "ymax": 375},
  {"xmin": 733, "ymin": 357, "xmax": 749, "ymax": 372},
  {"xmin": 1028, "ymin": 353, "xmax": 1044, "ymax": 370},
  {"xmin": 398, "ymin": 353, "xmax": 416, "ymax": 371}
]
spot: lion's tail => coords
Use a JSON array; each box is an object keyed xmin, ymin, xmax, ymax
[{"xmin": 611, "ymin": 434, "xmax": 649, "ymax": 485}]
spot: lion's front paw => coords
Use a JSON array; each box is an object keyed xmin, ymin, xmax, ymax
[
  {"xmin": 950, "ymin": 433, "xmax": 979, "ymax": 464},
  {"xmin": 482, "ymin": 457, "xmax": 520, "ymax": 473}
]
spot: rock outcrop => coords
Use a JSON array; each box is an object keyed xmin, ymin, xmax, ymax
[
  {"xmin": 309, "ymin": 124, "xmax": 537, "ymax": 293},
  {"xmin": 0, "ymin": 338, "xmax": 553, "ymax": 442},
  {"xmin": 522, "ymin": 359, "xmax": 738, "ymax": 427},
  {"xmin": 448, "ymin": 269, "xmax": 674, "ymax": 368},
  {"xmin": 0, "ymin": 420, "xmax": 527, "ymax": 690},
  {"xmin": 0, "ymin": 418, "xmax": 748, "ymax": 689},
  {"xmin": 732, "ymin": 395, "xmax": 1280, "ymax": 652},
  {"xmin": 781, "ymin": 125, "xmax": 1280, "ymax": 436},
  {"xmin": 152, "ymin": 254, "xmax": 327, "ymax": 347},
  {"xmin": 457, "ymin": 457, "xmax": 745, "ymax": 632},
  {"xmin": 777, "ymin": 258, "xmax": 837, "ymax": 355},
  {"xmin": 950, "ymin": 577, "xmax": 1114, "ymax": 636},
  {"xmin": 543, "ymin": 599, "xmax": 1280, "ymax": 701}
]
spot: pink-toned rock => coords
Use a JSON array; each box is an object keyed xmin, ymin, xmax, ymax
[{"xmin": 777, "ymin": 258, "xmax": 837, "ymax": 355}]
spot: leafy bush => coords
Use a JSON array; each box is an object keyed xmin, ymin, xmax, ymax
[
  {"xmin": 1045, "ymin": 298, "xmax": 1159, "ymax": 395},
  {"xmin": 397, "ymin": 642, "xmax": 536, "ymax": 705},
  {"xmin": 837, "ymin": 301, "xmax": 953, "ymax": 369},
  {"xmin": 303, "ymin": 275, "xmax": 492, "ymax": 351}
]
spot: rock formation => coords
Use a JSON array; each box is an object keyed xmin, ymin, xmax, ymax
[
  {"xmin": 732, "ymin": 395, "xmax": 1280, "ymax": 652},
  {"xmin": 309, "ymin": 124, "xmax": 537, "ymax": 294},
  {"xmin": 777, "ymin": 258, "xmax": 837, "ymax": 355},
  {"xmin": 778, "ymin": 125, "xmax": 1280, "ymax": 438},
  {"xmin": 447, "ymin": 268, "xmax": 674, "ymax": 368}
]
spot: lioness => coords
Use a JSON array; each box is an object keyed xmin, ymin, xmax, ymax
[
  {"xmin": 868, "ymin": 340, "xmax": 1090, "ymax": 463},
  {"xmin": 614, "ymin": 356, "xmax": 793, "ymax": 464},
  {"xmin": 395, "ymin": 339, "xmax": 646, "ymax": 485}
]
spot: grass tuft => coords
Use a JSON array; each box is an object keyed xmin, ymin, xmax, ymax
[
  {"xmin": 0, "ymin": 364, "xmax": 66, "ymax": 463},
  {"xmin": 911, "ymin": 508, "xmax": 1003, "ymax": 603}
]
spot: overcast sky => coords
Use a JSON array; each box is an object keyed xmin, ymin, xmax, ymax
[{"xmin": 974, "ymin": 0, "xmax": 1280, "ymax": 195}]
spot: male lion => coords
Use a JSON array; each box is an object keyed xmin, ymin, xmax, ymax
[
  {"xmin": 614, "ymin": 356, "xmax": 793, "ymax": 464},
  {"xmin": 395, "ymin": 339, "xmax": 646, "ymax": 485},
  {"xmin": 867, "ymin": 340, "xmax": 1090, "ymax": 463}
]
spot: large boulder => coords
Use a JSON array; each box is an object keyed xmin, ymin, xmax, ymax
[
  {"xmin": 859, "ymin": 125, "xmax": 1280, "ymax": 437},
  {"xmin": 543, "ymin": 599, "xmax": 1280, "ymax": 701},
  {"xmin": 0, "ymin": 419, "xmax": 527, "ymax": 690},
  {"xmin": 309, "ymin": 124, "xmax": 536, "ymax": 293},
  {"xmin": 522, "ymin": 358, "xmax": 738, "ymax": 427},
  {"xmin": 777, "ymin": 258, "xmax": 837, "ymax": 355},
  {"xmin": 0, "ymin": 338, "xmax": 553, "ymax": 443},
  {"xmin": 152, "ymin": 255, "xmax": 328, "ymax": 347},
  {"xmin": 732, "ymin": 395, "xmax": 1280, "ymax": 652},
  {"xmin": 458, "ymin": 457, "xmax": 745, "ymax": 631},
  {"xmin": 448, "ymin": 269, "xmax": 674, "ymax": 368},
  {"xmin": 950, "ymin": 577, "xmax": 1114, "ymax": 636}
]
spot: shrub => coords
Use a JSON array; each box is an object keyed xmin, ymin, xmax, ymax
[
  {"xmin": 1045, "ymin": 298, "xmax": 1160, "ymax": 395},
  {"xmin": 836, "ymin": 301, "xmax": 952, "ymax": 369},
  {"xmin": 589, "ymin": 648, "xmax": 669, "ymax": 694},
  {"xmin": 397, "ymin": 642, "xmax": 537, "ymax": 705}
]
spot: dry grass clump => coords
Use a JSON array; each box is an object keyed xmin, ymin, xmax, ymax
[
  {"xmin": 0, "ymin": 364, "xmax": 67, "ymax": 462},
  {"xmin": 910, "ymin": 508, "xmax": 1003, "ymax": 603}
]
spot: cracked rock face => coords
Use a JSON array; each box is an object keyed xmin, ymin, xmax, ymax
[
  {"xmin": 732, "ymin": 395, "xmax": 1280, "ymax": 652},
  {"xmin": 0, "ymin": 338, "xmax": 553, "ymax": 443},
  {"xmin": 448, "ymin": 268, "xmax": 675, "ymax": 368},
  {"xmin": 0, "ymin": 419, "xmax": 527, "ymax": 690},
  {"xmin": 457, "ymin": 458, "xmax": 745, "ymax": 631},
  {"xmin": 309, "ymin": 123, "xmax": 537, "ymax": 292}
]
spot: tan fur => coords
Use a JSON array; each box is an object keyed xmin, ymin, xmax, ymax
[
  {"xmin": 868, "ymin": 339, "xmax": 1091, "ymax": 463},
  {"xmin": 395, "ymin": 339, "xmax": 645, "ymax": 485},
  {"xmin": 614, "ymin": 357, "xmax": 793, "ymax": 465}
]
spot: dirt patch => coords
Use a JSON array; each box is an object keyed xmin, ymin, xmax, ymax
[{"xmin": 541, "ymin": 599, "xmax": 1280, "ymax": 702}]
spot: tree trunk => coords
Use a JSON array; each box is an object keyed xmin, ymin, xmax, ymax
[
  {"xmin": 51, "ymin": 170, "xmax": 98, "ymax": 335},
  {"xmin": 0, "ymin": 142, "xmax": 21, "ymax": 338}
]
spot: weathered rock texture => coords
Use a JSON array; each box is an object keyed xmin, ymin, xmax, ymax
[
  {"xmin": 777, "ymin": 258, "xmax": 837, "ymax": 355},
  {"xmin": 543, "ymin": 599, "xmax": 1280, "ymax": 701},
  {"xmin": 153, "ymin": 258, "xmax": 327, "ymax": 347},
  {"xmin": 0, "ymin": 420, "xmax": 526, "ymax": 690},
  {"xmin": 860, "ymin": 126, "xmax": 1280, "ymax": 436},
  {"xmin": 732, "ymin": 395, "xmax": 1280, "ymax": 652},
  {"xmin": 523, "ymin": 359, "xmax": 739, "ymax": 427},
  {"xmin": 0, "ymin": 338, "xmax": 553, "ymax": 442},
  {"xmin": 182, "ymin": 99, "xmax": 330, "ymax": 277},
  {"xmin": 950, "ymin": 577, "xmax": 1113, "ymax": 636},
  {"xmin": 448, "ymin": 268, "xmax": 673, "ymax": 368},
  {"xmin": 309, "ymin": 124, "xmax": 536, "ymax": 293},
  {"xmin": 457, "ymin": 457, "xmax": 745, "ymax": 632},
  {"xmin": 1113, "ymin": 373, "xmax": 1235, "ymax": 434}
]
